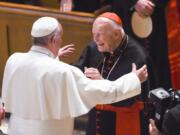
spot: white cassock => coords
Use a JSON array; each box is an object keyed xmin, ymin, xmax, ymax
[{"xmin": 2, "ymin": 46, "xmax": 141, "ymax": 135}]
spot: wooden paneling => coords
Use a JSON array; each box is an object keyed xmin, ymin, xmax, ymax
[
  {"xmin": 0, "ymin": 2, "xmax": 95, "ymax": 94},
  {"xmin": 0, "ymin": 23, "xmax": 9, "ymax": 93}
]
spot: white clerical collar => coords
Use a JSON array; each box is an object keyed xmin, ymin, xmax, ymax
[{"xmin": 30, "ymin": 45, "xmax": 55, "ymax": 58}]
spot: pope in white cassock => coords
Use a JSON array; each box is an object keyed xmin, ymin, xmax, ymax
[{"xmin": 2, "ymin": 17, "xmax": 148, "ymax": 135}]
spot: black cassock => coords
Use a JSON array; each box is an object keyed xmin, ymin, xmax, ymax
[
  {"xmin": 73, "ymin": 0, "xmax": 111, "ymax": 13},
  {"xmin": 111, "ymin": 0, "xmax": 172, "ymax": 90},
  {"xmin": 75, "ymin": 36, "xmax": 155, "ymax": 135}
]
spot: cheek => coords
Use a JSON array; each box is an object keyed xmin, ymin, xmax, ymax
[
  {"xmin": 104, "ymin": 37, "xmax": 114, "ymax": 50},
  {"xmin": 58, "ymin": 39, "xmax": 62, "ymax": 46},
  {"xmin": 56, "ymin": 38, "xmax": 62, "ymax": 46},
  {"xmin": 103, "ymin": 35, "xmax": 110, "ymax": 44},
  {"xmin": 108, "ymin": 35, "xmax": 115, "ymax": 44},
  {"xmin": 99, "ymin": 35, "xmax": 107, "ymax": 42}
]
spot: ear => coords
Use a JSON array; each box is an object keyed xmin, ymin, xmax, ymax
[
  {"xmin": 114, "ymin": 29, "xmax": 121, "ymax": 40},
  {"xmin": 49, "ymin": 35, "xmax": 55, "ymax": 45}
]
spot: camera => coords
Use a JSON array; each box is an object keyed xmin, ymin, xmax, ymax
[{"xmin": 148, "ymin": 88, "xmax": 180, "ymax": 131}]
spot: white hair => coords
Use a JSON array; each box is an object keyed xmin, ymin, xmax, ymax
[{"xmin": 94, "ymin": 17, "xmax": 123, "ymax": 31}]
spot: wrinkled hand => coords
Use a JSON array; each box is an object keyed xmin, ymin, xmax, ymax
[
  {"xmin": 134, "ymin": 0, "xmax": 155, "ymax": 18},
  {"xmin": 58, "ymin": 44, "xmax": 75, "ymax": 59},
  {"xmin": 84, "ymin": 67, "xmax": 103, "ymax": 80},
  {"xmin": 149, "ymin": 119, "xmax": 159, "ymax": 135},
  {"xmin": 131, "ymin": 63, "xmax": 148, "ymax": 83}
]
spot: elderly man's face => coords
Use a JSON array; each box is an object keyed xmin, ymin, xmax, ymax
[{"xmin": 92, "ymin": 20, "xmax": 117, "ymax": 53}]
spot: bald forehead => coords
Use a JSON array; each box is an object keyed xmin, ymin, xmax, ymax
[
  {"xmin": 93, "ymin": 17, "xmax": 112, "ymax": 26},
  {"xmin": 93, "ymin": 17, "xmax": 114, "ymax": 30}
]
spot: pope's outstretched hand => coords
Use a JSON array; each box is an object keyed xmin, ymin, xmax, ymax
[{"xmin": 132, "ymin": 63, "xmax": 148, "ymax": 83}]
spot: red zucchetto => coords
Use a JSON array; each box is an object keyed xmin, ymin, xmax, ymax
[{"xmin": 98, "ymin": 12, "xmax": 122, "ymax": 25}]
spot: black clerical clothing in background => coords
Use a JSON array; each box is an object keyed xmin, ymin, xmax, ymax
[
  {"xmin": 111, "ymin": 0, "xmax": 171, "ymax": 90},
  {"xmin": 74, "ymin": 42, "xmax": 103, "ymax": 71},
  {"xmin": 73, "ymin": 0, "xmax": 111, "ymax": 13}
]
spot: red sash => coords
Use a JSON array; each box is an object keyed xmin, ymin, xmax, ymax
[{"xmin": 96, "ymin": 102, "xmax": 144, "ymax": 135}]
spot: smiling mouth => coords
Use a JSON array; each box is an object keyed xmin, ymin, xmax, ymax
[{"xmin": 97, "ymin": 43, "xmax": 104, "ymax": 47}]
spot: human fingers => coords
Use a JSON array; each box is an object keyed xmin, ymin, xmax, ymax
[
  {"xmin": 61, "ymin": 46, "xmax": 75, "ymax": 54},
  {"xmin": 131, "ymin": 63, "xmax": 137, "ymax": 72},
  {"xmin": 148, "ymin": 1, "xmax": 155, "ymax": 7},
  {"xmin": 84, "ymin": 68, "xmax": 98, "ymax": 74},
  {"xmin": 135, "ymin": 0, "xmax": 154, "ymax": 17},
  {"xmin": 137, "ymin": 65, "xmax": 147, "ymax": 73},
  {"xmin": 136, "ymin": 65, "xmax": 148, "ymax": 83},
  {"xmin": 61, "ymin": 44, "xmax": 75, "ymax": 50},
  {"xmin": 84, "ymin": 68, "xmax": 102, "ymax": 79},
  {"xmin": 143, "ymin": 6, "xmax": 154, "ymax": 16},
  {"xmin": 59, "ymin": 46, "xmax": 75, "ymax": 59},
  {"xmin": 143, "ymin": 1, "xmax": 155, "ymax": 16},
  {"xmin": 61, "ymin": 49, "xmax": 75, "ymax": 56},
  {"xmin": 149, "ymin": 119, "xmax": 159, "ymax": 135},
  {"xmin": 141, "ymin": 65, "xmax": 148, "ymax": 82},
  {"xmin": 85, "ymin": 72, "xmax": 102, "ymax": 80},
  {"xmin": 149, "ymin": 119, "xmax": 155, "ymax": 126}
]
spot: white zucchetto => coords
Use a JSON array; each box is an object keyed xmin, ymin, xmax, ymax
[{"xmin": 31, "ymin": 17, "xmax": 59, "ymax": 38}]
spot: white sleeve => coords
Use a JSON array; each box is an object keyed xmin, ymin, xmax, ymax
[
  {"xmin": 2, "ymin": 59, "xmax": 141, "ymax": 120},
  {"xmin": 65, "ymin": 66, "xmax": 141, "ymax": 117}
]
